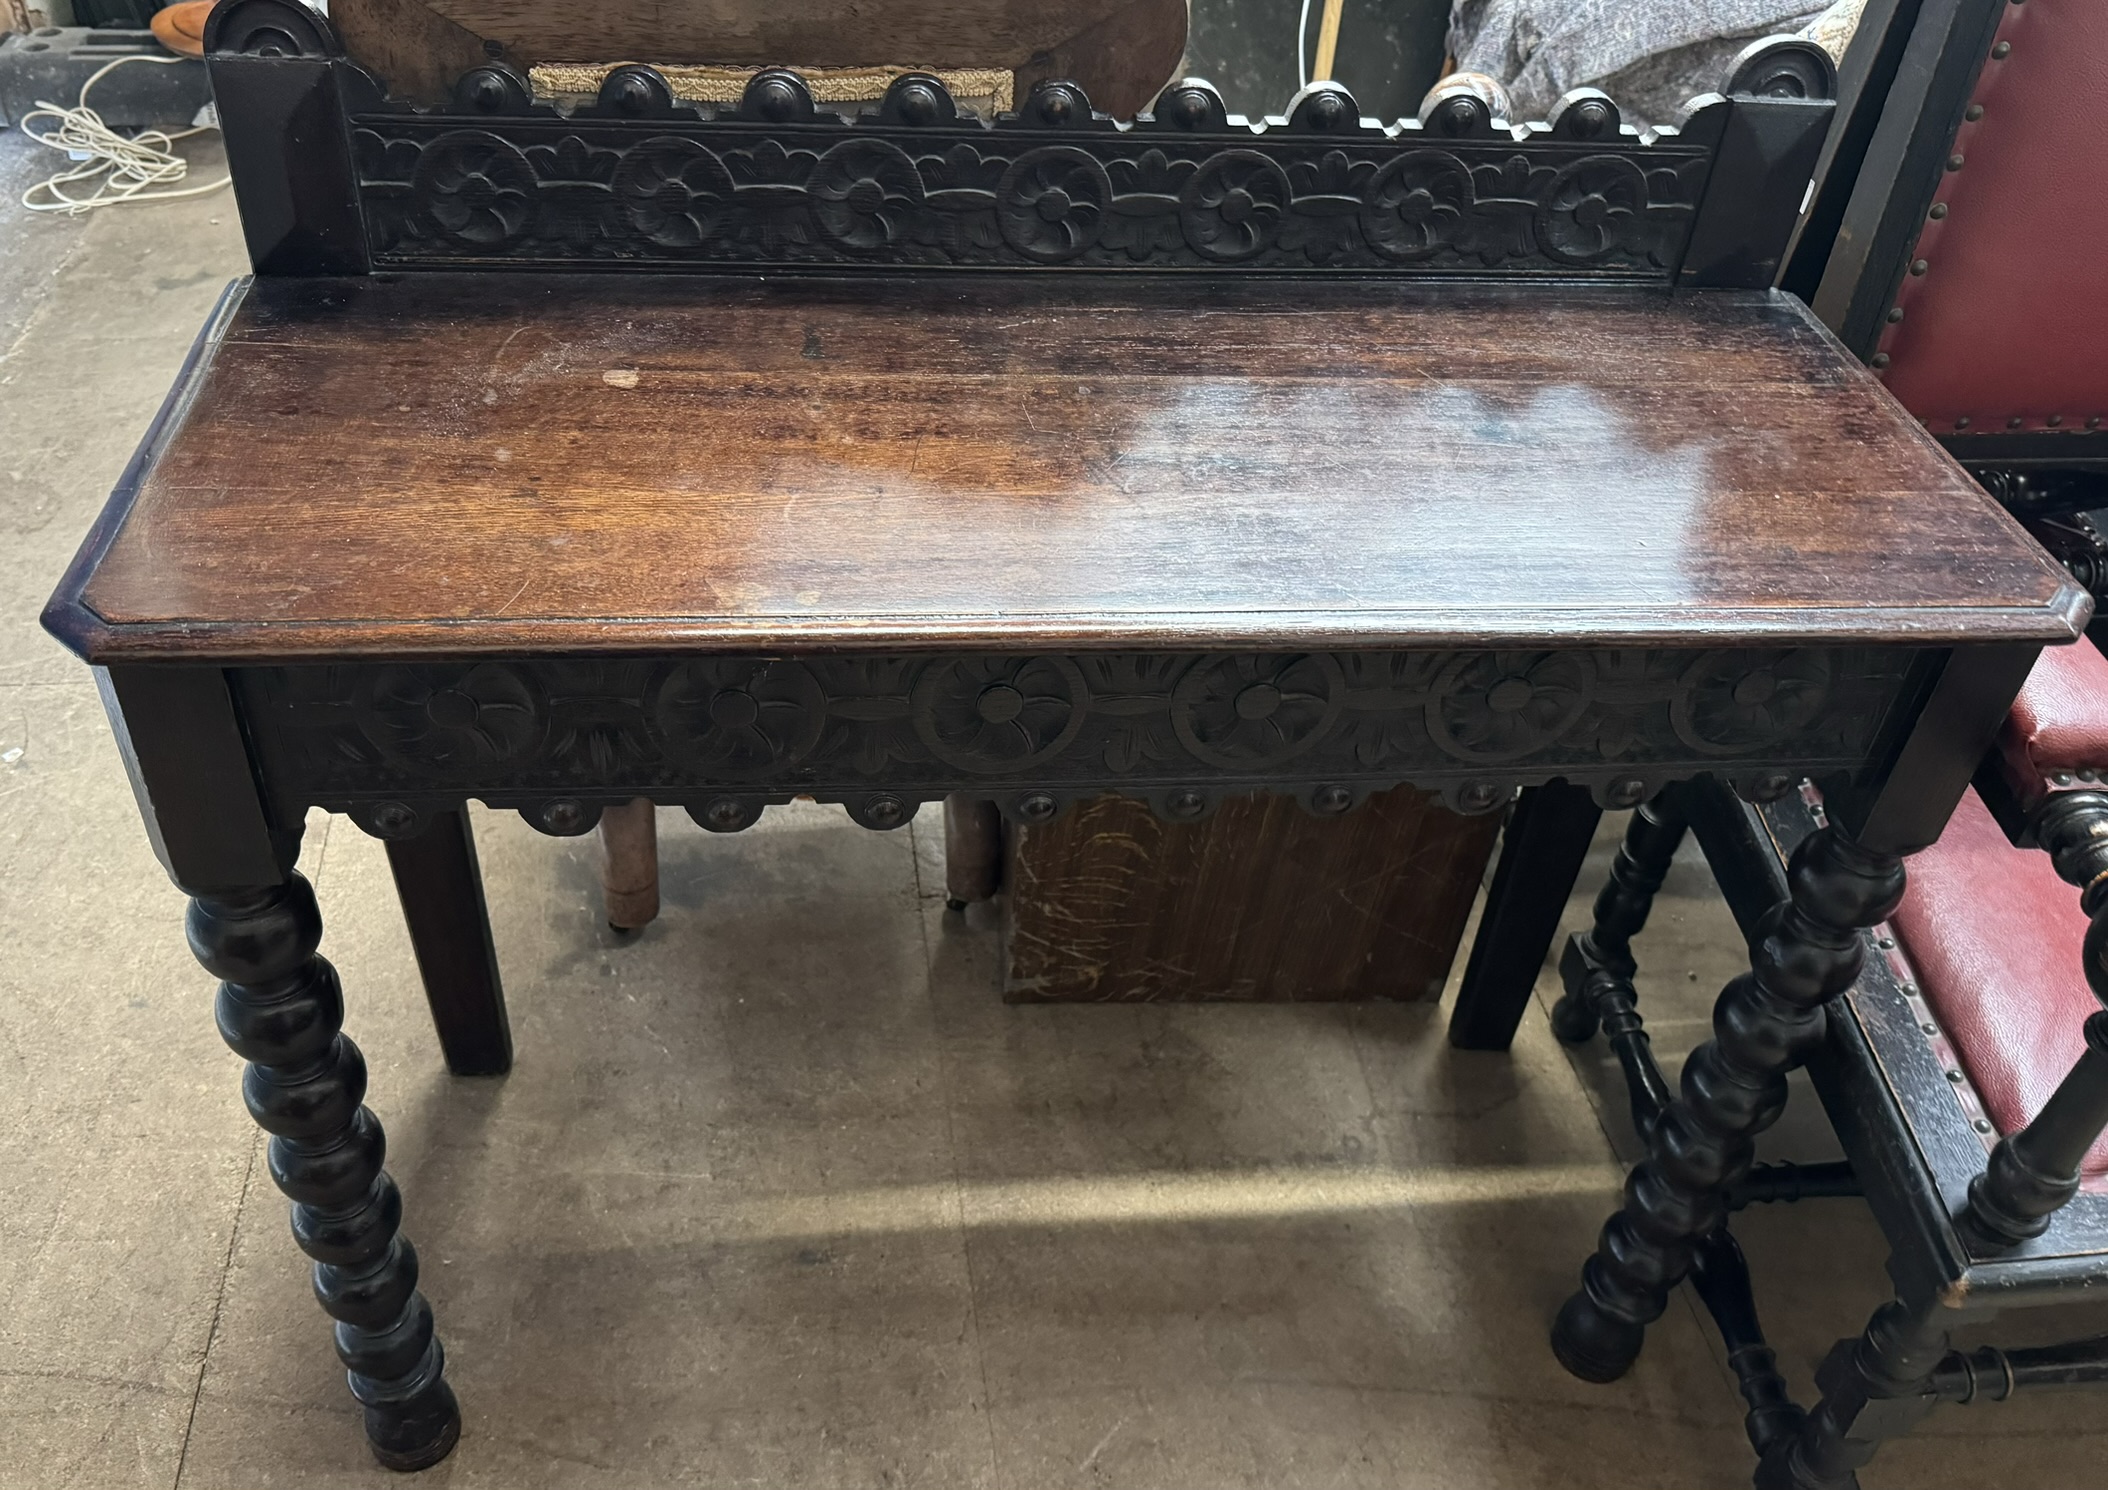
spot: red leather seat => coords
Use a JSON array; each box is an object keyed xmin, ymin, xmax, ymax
[{"xmin": 1887, "ymin": 786, "xmax": 2108, "ymax": 1183}]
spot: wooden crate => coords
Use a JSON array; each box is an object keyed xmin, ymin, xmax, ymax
[{"xmin": 1000, "ymin": 787, "xmax": 1500, "ymax": 1002}]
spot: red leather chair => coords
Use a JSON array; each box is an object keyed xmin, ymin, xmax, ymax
[{"xmin": 1549, "ymin": 3, "xmax": 2108, "ymax": 1485}]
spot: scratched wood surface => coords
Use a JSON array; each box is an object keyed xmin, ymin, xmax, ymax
[
  {"xmin": 52, "ymin": 274, "xmax": 2085, "ymax": 663},
  {"xmin": 1002, "ymin": 786, "xmax": 1501, "ymax": 1002}
]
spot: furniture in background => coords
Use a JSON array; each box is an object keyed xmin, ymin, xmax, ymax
[
  {"xmin": 1000, "ymin": 786, "xmax": 1499, "ymax": 1002},
  {"xmin": 43, "ymin": 4, "xmax": 2087, "ymax": 1472},
  {"xmin": 325, "ymin": 0, "xmax": 1190, "ymax": 118},
  {"xmin": 1548, "ymin": 3, "xmax": 2108, "ymax": 1485}
]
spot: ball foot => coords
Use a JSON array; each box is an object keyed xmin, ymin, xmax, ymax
[
  {"xmin": 365, "ymin": 1380, "xmax": 462, "ymax": 1473},
  {"xmin": 1549, "ymin": 991, "xmax": 1600, "ymax": 1044},
  {"xmin": 1551, "ymin": 1291, "xmax": 1644, "ymax": 1383}
]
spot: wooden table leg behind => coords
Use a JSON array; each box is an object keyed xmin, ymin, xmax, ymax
[
  {"xmin": 943, "ymin": 793, "xmax": 1003, "ymax": 910},
  {"xmin": 385, "ymin": 808, "xmax": 512, "ymax": 1075},
  {"xmin": 102, "ymin": 667, "xmax": 462, "ymax": 1470},
  {"xmin": 1447, "ymin": 783, "xmax": 1603, "ymax": 1050},
  {"xmin": 596, "ymin": 797, "xmax": 660, "ymax": 931},
  {"xmin": 1550, "ymin": 644, "xmax": 2041, "ymax": 1384}
]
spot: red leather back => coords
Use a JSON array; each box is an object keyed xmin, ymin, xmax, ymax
[{"xmin": 1872, "ymin": 0, "xmax": 2108, "ymax": 435}]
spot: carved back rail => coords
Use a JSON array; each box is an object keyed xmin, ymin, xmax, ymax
[{"xmin": 203, "ymin": 0, "xmax": 1837, "ymax": 287}]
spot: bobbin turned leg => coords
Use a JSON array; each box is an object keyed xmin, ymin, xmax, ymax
[
  {"xmin": 193, "ymin": 875, "xmax": 460, "ymax": 1470},
  {"xmin": 1552, "ymin": 785, "xmax": 1690, "ymax": 1043},
  {"xmin": 1552, "ymin": 824, "xmax": 1905, "ymax": 1382}
]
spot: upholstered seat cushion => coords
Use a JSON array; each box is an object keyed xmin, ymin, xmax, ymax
[
  {"xmin": 1998, "ymin": 635, "xmax": 2108, "ymax": 781},
  {"xmin": 1888, "ymin": 787, "xmax": 2108, "ymax": 1180}
]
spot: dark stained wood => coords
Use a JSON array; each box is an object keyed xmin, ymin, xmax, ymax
[
  {"xmin": 1448, "ymin": 783, "xmax": 1602, "ymax": 1049},
  {"xmin": 192, "ymin": 875, "xmax": 462, "ymax": 1468},
  {"xmin": 383, "ymin": 807, "xmax": 513, "ymax": 1074},
  {"xmin": 47, "ymin": 275, "xmax": 2083, "ymax": 665},
  {"xmin": 1001, "ymin": 786, "xmax": 1500, "ymax": 1003}
]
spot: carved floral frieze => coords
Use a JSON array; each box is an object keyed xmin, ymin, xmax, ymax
[{"xmin": 235, "ymin": 646, "xmax": 1911, "ymax": 831}]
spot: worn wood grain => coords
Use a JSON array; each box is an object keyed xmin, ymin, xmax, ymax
[
  {"xmin": 1002, "ymin": 786, "xmax": 1500, "ymax": 1002},
  {"xmin": 48, "ymin": 275, "xmax": 2084, "ymax": 664},
  {"xmin": 330, "ymin": 0, "xmax": 1190, "ymax": 114}
]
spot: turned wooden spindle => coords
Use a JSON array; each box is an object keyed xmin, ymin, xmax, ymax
[
  {"xmin": 1551, "ymin": 785, "xmax": 1689, "ymax": 1043},
  {"xmin": 191, "ymin": 875, "xmax": 460, "ymax": 1470},
  {"xmin": 598, "ymin": 797, "xmax": 660, "ymax": 930},
  {"xmin": 1691, "ymin": 1228, "xmax": 1805, "ymax": 1456},
  {"xmin": 1758, "ymin": 1298, "xmax": 1951, "ymax": 1490},
  {"xmin": 1764, "ymin": 790, "xmax": 2108, "ymax": 1490},
  {"xmin": 1553, "ymin": 824, "xmax": 1904, "ymax": 1383},
  {"xmin": 1964, "ymin": 790, "xmax": 2108, "ymax": 1246}
]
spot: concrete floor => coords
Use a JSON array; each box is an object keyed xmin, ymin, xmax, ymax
[{"xmin": 3, "ymin": 128, "xmax": 2106, "ymax": 1490}]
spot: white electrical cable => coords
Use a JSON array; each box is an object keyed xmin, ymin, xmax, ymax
[
  {"xmin": 1297, "ymin": 0, "xmax": 1315, "ymax": 87},
  {"xmin": 21, "ymin": 53, "xmax": 230, "ymax": 214}
]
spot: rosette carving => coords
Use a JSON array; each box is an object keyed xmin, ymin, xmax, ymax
[
  {"xmin": 1179, "ymin": 150, "xmax": 1291, "ymax": 261},
  {"xmin": 912, "ymin": 656, "xmax": 1087, "ymax": 772},
  {"xmin": 1671, "ymin": 650, "xmax": 1832, "ymax": 755},
  {"xmin": 651, "ymin": 659, "xmax": 826, "ymax": 777},
  {"xmin": 612, "ymin": 137, "xmax": 734, "ymax": 248},
  {"xmin": 1428, "ymin": 653, "xmax": 1592, "ymax": 763},
  {"xmin": 811, "ymin": 139, "xmax": 925, "ymax": 250},
  {"xmin": 358, "ymin": 664, "xmax": 546, "ymax": 773},
  {"xmin": 997, "ymin": 147, "xmax": 1111, "ymax": 261},
  {"xmin": 412, "ymin": 131, "xmax": 538, "ymax": 249},
  {"xmin": 1172, "ymin": 654, "xmax": 1345, "ymax": 768},
  {"xmin": 1360, "ymin": 150, "xmax": 1472, "ymax": 261},
  {"xmin": 1538, "ymin": 156, "xmax": 1649, "ymax": 264}
]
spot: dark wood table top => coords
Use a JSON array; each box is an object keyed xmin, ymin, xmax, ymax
[{"xmin": 49, "ymin": 273, "xmax": 2084, "ymax": 664}]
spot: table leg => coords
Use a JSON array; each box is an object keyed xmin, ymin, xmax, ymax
[
  {"xmin": 1448, "ymin": 783, "xmax": 1602, "ymax": 1050},
  {"xmin": 385, "ymin": 807, "xmax": 512, "ymax": 1076},
  {"xmin": 1550, "ymin": 785, "xmax": 1689, "ymax": 1044},
  {"xmin": 193, "ymin": 877, "xmax": 461, "ymax": 1468},
  {"xmin": 1550, "ymin": 643, "xmax": 2040, "ymax": 1384},
  {"xmin": 943, "ymin": 793, "xmax": 1003, "ymax": 910},
  {"xmin": 596, "ymin": 797, "xmax": 660, "ymax": 931},
  {"xmin": 99, "ymin": 667, "xmax": 462, "ymax": 1469},
  {"xmin": 1552, "ymin": 822, "xmax": 1905, "ymax": 1381}
]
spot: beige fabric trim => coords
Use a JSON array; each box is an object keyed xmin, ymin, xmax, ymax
[{"xmin": 530, "ymin": 63, "xmax": 1014, "ymax": 112}]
